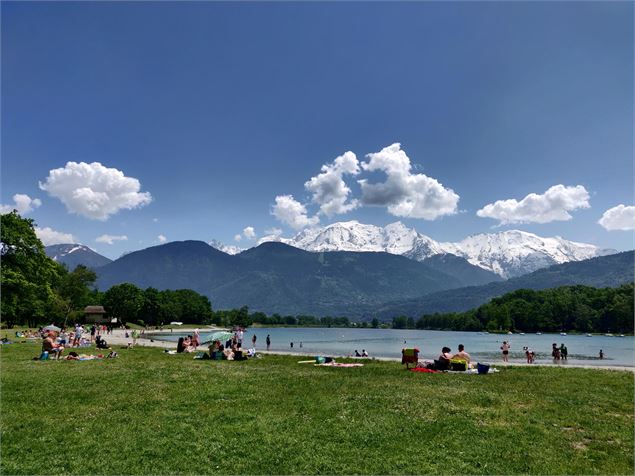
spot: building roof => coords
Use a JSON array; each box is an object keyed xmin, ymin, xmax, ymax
[{"xmin": 84, "ymin": 305, "xmax": 106, "ymax": 313}]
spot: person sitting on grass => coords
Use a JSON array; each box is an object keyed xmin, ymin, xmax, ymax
[
  {"xmin": 42, "ymin": 331, "xmax": 64, "ymax": 360},
  {"xmin": 361, "ymin": 349, "xmax": 368, "ymax": 357},
  {"xmin": 95, "ymin": 335, "xmax": 110, "ymax": 350},
  {"xmin": 453, "ymin": 344, "xmax": 471, "ymax": 367},
  {"xmin": 176, "ymin": 337, "xmax": 185, "ymax": 353}
]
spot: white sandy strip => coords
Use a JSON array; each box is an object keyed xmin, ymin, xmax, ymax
[{"xmin": 102, "ymin": 329, "xmax": 634, "ymax": 373}]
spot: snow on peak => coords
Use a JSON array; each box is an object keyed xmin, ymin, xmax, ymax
[
  {"xmin": 258, "ymin": 221, "xmax": 614, "ymax": 278},
  {"xmin": 208, "ymin": 239, "xmax": 243, "ymax": 255}
]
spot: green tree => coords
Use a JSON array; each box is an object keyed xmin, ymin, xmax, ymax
[
  {"xmin": 1, "ymin": 212, "xmax": 63, "ymax": 327},
  {"xmin": 56, "ymin": 265, "xmax": 97, "ymax": 325},
  {"xmin": 103, "ymin": 283, "xmax": 144, "ymax": 324},
  {"xmin": 371, "ymin": 318, "xmax": 379, "ymax": 328}
]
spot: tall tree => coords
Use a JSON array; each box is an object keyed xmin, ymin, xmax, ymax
[{"xmin": 1, "ymin": 212, "xmax": 63, "ymax": 327}]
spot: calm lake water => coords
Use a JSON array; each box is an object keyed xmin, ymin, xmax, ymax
[{"xmin": 148, "ymin": 327, "xmax": 635, "ymax": 367}]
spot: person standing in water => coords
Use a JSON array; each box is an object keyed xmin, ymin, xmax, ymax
[
  {"xmin": 599, "ymin": 349, "xmax": 604, "ymax": 359},
  {"xmin": 266, "ymin": 334, "xmax": 271, "ymax": 350},
  {"xmin": 290, "ymin": 342, "xmax": 294, "ymax": 349},
  {"xmin": 500, "ymin": 341, "xmax": 510, "ymax": 362},
  {"xmin": 252, "ymin": 334, "xmax": 257, "ymax": 348}
]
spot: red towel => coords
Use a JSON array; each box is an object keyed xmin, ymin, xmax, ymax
[{"xmin": 410, "ymin": 367, "xmax": 439, "ymax": 373}]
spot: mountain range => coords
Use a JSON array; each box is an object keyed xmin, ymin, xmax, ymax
[
  {"xmin": 94, "ymin": 240, "xmax": 502, "ymax": 317},
  {"xmin": 240, "ymin": 221, "xmax": 614, "ymax": 278}
]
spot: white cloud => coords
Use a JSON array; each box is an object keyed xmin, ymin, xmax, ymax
[
  {"xmin": 598, "ymin": 204, "xmax": 635, "ymax": 231},
  {"xmin": 271, "ymin": 194, "xmax": 320, "ymax": 230},
  {"xmin": 157, "ymin": 234, "xmax": 167, "ymax": 243},
  {"xmin": 305, "ymin": 151, "xmax": 360, "ymax": 216},
  {"xmin": 234, "ymin": 234, "xmax": 242, "ymax": 242},
  {"xmin": 265, "ymin": 227, "xmax": 283, "ymax": 237},
  {"xmin": 95, "ymin": 234, "xmax": 128, "ymax": 245},
  {"xmin": 477, "ymin": 184, "xmax": 590, "ymax": 225},
  {"xmin": 39, "ymin": 161, "xmax": 152, "ymax": 220},
  {"xmin": 0, "ymin": 194, "xmax": 42, "ymax": 215},
  {"xmin": 243, "ymin": 226, "xmax": 256, "ymax": 239},
  {"xmin": 153, "ymin": 218, "xmax": 159, "ymax": 223},
  {"xmin": 35, "ymin": 226, "xmax": 75, "ymax": 246},
  {"xmin": 358, "ymin": 143, "xmax": 459, "ymax": 220}
]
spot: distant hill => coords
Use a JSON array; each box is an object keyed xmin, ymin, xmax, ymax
[
  {"xmin": 95, "ymin": 240, "xmax": 500, "ymax": 316},
  {"xmin": 372, "ymin": 250, "xmax": 635, "ymax": 319},
  {"xmin": 45, "ymin": 244, "xmax": 112, "ymax": 270}
]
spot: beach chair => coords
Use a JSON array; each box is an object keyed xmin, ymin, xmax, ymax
[{"xmin": 401, "ymin": 348, "xmax": 419, "ymax": 369}]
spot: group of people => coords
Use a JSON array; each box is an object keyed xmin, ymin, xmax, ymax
[
  {"xmin": 353, "ymin": 349, "xmax": 369, "ymax": 357},
  {"xmin": 175, "ymin": 330, "xmax": 202, "ymax": 353},
  {"xmin": 551, "ymin": 343, "xmax": 568, "ymax": 361}
]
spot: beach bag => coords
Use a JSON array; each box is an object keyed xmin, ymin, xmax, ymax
[{"xmin": 477, "ymin": 363, "xmax": 490, "ymax": 374}]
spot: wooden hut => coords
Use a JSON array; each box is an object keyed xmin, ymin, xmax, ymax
[{"xmin": 84, "ymin": 305, "xmax": 107, "ymax": 323}]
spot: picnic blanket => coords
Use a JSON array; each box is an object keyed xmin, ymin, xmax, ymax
[{"xmin": 315, "ymin": 362, "xmax": 364, "ymax": 367}]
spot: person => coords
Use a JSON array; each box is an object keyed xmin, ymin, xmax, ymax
[
  {"xmin": 183, "ymin": 336, "xmax": 195, "ymax": 353},
  {"xmin": 299, "ymin": 342, "xmax": 303, "ymax": 348},
  {"xmin": 90, "ymin": 325, "xmax": 96, "ymax": 342},
  {"xmin": 74, "ymin": 324, "xmax": 83, "ymax": 347},
  {"xmin": 361, "ymin": 349, "xmax": 368, "ymax": 357},
  {"xmin": 42, "ymin": 331, "xmax": 64, "ymax": 360},
  {"xmin": 500, "ymin": 341, "xmax": 510, "ymax": 362},
  {"xmin": 59, "ymin": 330, "xmax": 68, "ymax": 347},
  {"xmin": 560, "ymin": 343, "xmax": 568, "ymax": 360},
  {"xmin": 599, "ymin": 349, "xmax": 604, "ymax": 359},
  {"xmin": 266, "ymin": 334, "xmax": 271, "ymax": 351},
  {"xmin": 237, "ymin": 328, "xmax": 244, "ymax": 347},
  {"xmin": 131, "ymin": 329, "xmax": 139, "ymax": 347},
  {"xmin": 252, "ymin": 334, "xmax": 257, "ymax": 347},
  {"xmin": 523, "ymin": 346, "xmax": 533, "ymax": 364},
  {"xmin": 354, "ymin": 350, "xmax": 361, "ymax": 357},
  {"xmin": 176, "ymin": 337, "xmax": 185, "ymax": 353},
  {"xmin": 552, "ymin": 343, "xmax": 560, "ymax": 361},
  {"xmin": 290, "ymin": 342, "xmax": 294, "ymax": 349},
  {"xmin": 95, "ymin": 335, "xmax": 110, "ymax": 350},
  {"xmin": 193, "ymin": 329, "xmax": 201, "ymax": 348},
  {"xmin": 439, "ymin": 347, "xmax": 453, "ymax": 361},
  {"xmin": 453, "ymin": 344, "xmax": 471, "ymax": 364}
]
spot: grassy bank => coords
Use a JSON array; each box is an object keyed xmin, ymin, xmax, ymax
[{"xmin": 1, "ymin": 342, "xmax": 633, "ymax": 475}]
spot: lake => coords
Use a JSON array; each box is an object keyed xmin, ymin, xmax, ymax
[{"xmin": 147, "ymin": 327, "xmax": 635, "ymax": 367}]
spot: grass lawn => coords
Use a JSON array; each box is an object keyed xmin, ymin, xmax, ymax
[{"xmin": 1, "ymin": 341, "xmax": 633, "ymax": 475}]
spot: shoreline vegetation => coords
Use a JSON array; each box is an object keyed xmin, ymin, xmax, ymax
[{"xmin": 2, "ymin": 340, "xmax": 633, "ymax": 475}]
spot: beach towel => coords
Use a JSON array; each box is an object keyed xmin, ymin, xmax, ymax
[
  {"xmin": 315, "ymin": 363, "xmax": 364, "ymax": 367},
  {"xmin": 410, "ymin": 367, "xmax": 439, "ymax": 373}
]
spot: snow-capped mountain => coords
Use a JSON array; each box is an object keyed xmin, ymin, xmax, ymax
[
  {"xmin": 45, "ymin": 244, "xmax": 112, "ymax": 269},
  {"xmin": 438, "ymin": 230, "xmax": 614, "ymax": 278},
  {"xmin": 259, "ymin": 221, "xmax": 615, "ymax": 278},
  {"xmin": 208, "ymin": 239, "xmax": 243, "ymax": 255}
]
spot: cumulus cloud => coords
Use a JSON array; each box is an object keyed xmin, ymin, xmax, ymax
[
  {"xmin": 358, "ymin": 143, "xmax": 459, "ymax": 220},
  {"xmin": 234, "ymin": 234, "xmax": 242, "ymax": 242},
  {"xmin": 39, "ymin": 161, "xmax": 152, "ymax": 220},
  {"xmin": 157, "ymin": 234, "xmax": 167, "ymax": 243},
  {"xmin": 95, "ymin": 234, "xmax": 128, "ymax": 245},
  {"xmin": 271, "ymin": 194, "xmax": 320, "ymax": 230},
  {"xmin": 0, "ymin": 194, "xmax": 42, "ymax": 215},
  {"xmin": 598, "ymin": 204, "xmax": 635, "ymax": 231},
  {"xmin": 304, "ymin": 151, "xmax": 360, "ymax": 216},
  {"xmin": 35, "ymin": 226, "xmax": 75, "ymax": 246},
  {"xmin": 477, "ymin": 184, "xmax": 590, "ymax": 225},
  {"xmin": 243, "ymin": 226, "xmax": 256, "ymax": 239}
]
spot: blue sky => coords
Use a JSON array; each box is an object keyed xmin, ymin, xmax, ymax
[{"xmin": 2, "ymin": 1, "xmax": 633, "ymax": 259}]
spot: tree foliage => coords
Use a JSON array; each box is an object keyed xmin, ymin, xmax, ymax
[{"xmin": 410, "ymin": 284, "xmax": 634, "ymax": 333}]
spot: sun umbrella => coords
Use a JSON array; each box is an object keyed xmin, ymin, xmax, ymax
[
  {"xmin": 43, "ymin": 325, "xmax": 61, "ymax": 332},
  {"xmin": 208, "ymin": 331, "xmax": 233, "ymax": 342}
]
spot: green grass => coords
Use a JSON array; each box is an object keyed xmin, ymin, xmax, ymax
[{"xmin": 1, "ymin": 341, "xmax": 633, "ymax": 475}]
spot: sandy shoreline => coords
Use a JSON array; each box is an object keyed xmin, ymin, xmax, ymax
[{"xmin": 95, "ymin": 329, "xmax": 635, "ymax": 373}]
